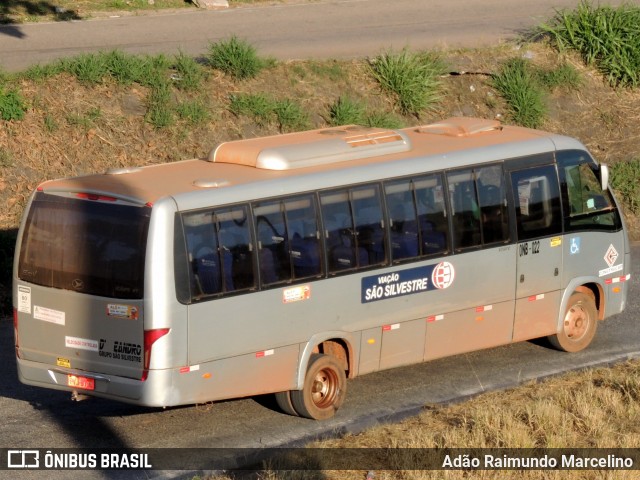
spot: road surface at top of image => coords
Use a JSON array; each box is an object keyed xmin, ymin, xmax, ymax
[{"xmin": 0, "ymin": 0, "xmax": 629, "ymax": 72}]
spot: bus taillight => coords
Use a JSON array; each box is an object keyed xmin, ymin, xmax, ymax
[
  {"xmin": 142, "ymin": 328, "xmax": 170, "ymax": 381},
  {"xmin": 13, "ymin": 308, "xmax": 20, "ymax": 358}
]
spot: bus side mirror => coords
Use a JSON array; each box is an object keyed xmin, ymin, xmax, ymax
[{"xmin": 599, "ymin": 164, "xmax": 609, "ymax": 191}]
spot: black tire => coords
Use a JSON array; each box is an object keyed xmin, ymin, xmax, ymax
[
  {"xmin": 548, "ymin": 292, "xmax": 598, "ymax": 353},
  {"xmin": 274, "ymin": 390, "xmax": 299, "ymax": 417},
  {"xmin": 290, "ymin": 353, "xmax": 347, "ymax": 420}
]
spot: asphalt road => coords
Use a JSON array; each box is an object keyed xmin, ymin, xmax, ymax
[
  {"xmin": 1, "ymin": 244, "xmax": 638, "ymax": 479},
  {"xmin": 0, "ymin": 0, "xmax": 628, "ymax": 73}
]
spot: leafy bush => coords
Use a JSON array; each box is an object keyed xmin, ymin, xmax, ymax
[
  {"xmin": 0, "ymin": 87, "xmax": 26, "ymax": 121},
  {"xmin": 369, "ymin": 49, "xmax": 445, "ymax": 116},
  {"xmin": 540, "ymin": 2, "xmax": 640, "ymax": 88},
  {"xmin": 207, "ymin": 36, "xmax": 265, "ymax": 80}
]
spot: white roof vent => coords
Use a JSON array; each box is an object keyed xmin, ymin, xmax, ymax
[{"xmin": 208, "ymin": 126, "xmax": 412, "ymax": 170}]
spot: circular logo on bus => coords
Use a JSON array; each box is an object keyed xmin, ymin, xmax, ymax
[{"xmin": 432, "ymin": 262, "xmax": 455, "ymax": 289}]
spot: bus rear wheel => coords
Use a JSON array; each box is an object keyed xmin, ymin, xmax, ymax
[
  {"xmin": 548, "ymin": 292, "xmax": 597, "ymax": 353},
  {"xmin": 275, "ymin": 391, "xmax": 299, "ymax": 417},
  {"xmin": 291, "ymin": 353, "xmax": 347, "ymax": 420}
]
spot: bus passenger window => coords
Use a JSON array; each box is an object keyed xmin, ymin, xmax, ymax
[
  {"xmin": 511, "ymin": 165, "xmax": 562, "ymax": 241},
  {"xmin": 352, "ymin": 185, "xmax": 386, "ymax": 266},
  {"xmin": 414, "ymin": 174, "xmax": 448, "ymax": 255},
  {"xmin": 321, "ymin": 191, "xmax": 361, "ymax": 272},
  {"xmin": 217, "ymin": 206, "xmax": 256, "ymax": 291},
  {"xmin": 447, "ymin": 169, "xmax": 481, "ymax": 250},
  {"xmin": 182, "ymin": 211, "xmax": 226, "ymax": 298},
  {"xmin": 285, "ymin": 195, "xmax": 322, "ymax": 279},
  {"xmin": 476, "ymin": 165, "xmax": 509, "ymax": 244},
  {"xmin": 254, "ymin": 200, "xmax": 291, "ymax": 285},
  {"xmin": 385, "ymin": 179, "xmax": 419, "ymax": 261}
]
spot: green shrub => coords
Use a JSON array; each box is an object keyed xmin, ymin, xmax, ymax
[
  {"xmin": 176, "ymin": 99, "xmax": 209, "ymax": 125},
  {"xmin": 537, "ymin": 62, "xmax": 582, "ymax": 90},
  {"xmin": 0, "ymin": 87, "xmax": 26, "ymax": 121},
  {"xmin": 610, "ymin": 159, "xmax": 640, "ymax": 215},
  {"xmin": 273, "ymin": 99, "xmax": 309, "ymax": 132},
  {"xmin": 229, "ymin": 93, "xmax": 275, "ymax": 125},
  {"xmin": 172, "ymin": 52, "xmax": 205, "ymax": 91},
  {"xmin": 365, "ymin": 111, "xmax": 405, "ymax": 129},
  {"xmin": 146, "ymin": 81, "xmax": 174, "ymax": 128},
  {"xmin": 327, "ymin": 96, "xmax": 366, "ymax": 126},
  {"xmin": 492, "ymin": 58, "xmax": 546, "ymax": 128},
  {"xmin": 207, "ymin": 36, "xmax": 265, "ymax": 80},
  {"xmin": 369, "ymin": 49, "xmax": 445, "ymax": 116},
  {"xmin": 59, "ymin": 53, "xmax": 109, "ymax": 84},
  {"xmin": 540, "ymin": 2, "xmax": 640, "ymax": 88}
]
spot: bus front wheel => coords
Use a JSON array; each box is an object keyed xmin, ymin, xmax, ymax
[
  {"xmin": 548, "ymin": 292, "xmax": 598, "ymax": 353},
  {"xmin": 291, "ymin": 353, "xmax": 347, "ymax": 420}
]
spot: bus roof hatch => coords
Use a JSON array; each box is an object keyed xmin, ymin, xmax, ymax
[
  {"xmin": 416, "ymin": 117, "xmax": 503, "ymax": 137},
  {"xmin": 208, "ymin": 126, "xmax": 412, "ymax": 170}
]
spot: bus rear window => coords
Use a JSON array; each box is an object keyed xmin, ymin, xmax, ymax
[{"xmin": 18, "ymin": 192, "xmax": 150, "ymax": 299}]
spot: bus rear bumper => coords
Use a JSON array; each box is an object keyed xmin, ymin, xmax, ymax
[{"xmin": 16, "ymin": 357, "xmax": 179, "ymax": 407}]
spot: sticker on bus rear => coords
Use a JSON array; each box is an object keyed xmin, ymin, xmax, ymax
[
  {"xmin": 361, "ymin": 262, "xmax": 455, "ymax": 303},
  {"xmin": 17, "ymin": 285, "xmax": 31, "ymax": 314},
  {"xmin": 33, "ymin": 305, "xmax": 65, "ymax": 325},
  {"xmin": 106, "ymin": 304, "xmax": 139, "ymax": 320}
]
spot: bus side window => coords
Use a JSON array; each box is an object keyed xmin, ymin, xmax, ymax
[
  {"xmin": 353, "ymin": 185, "xmax": 387, "ymax": 266},
  {"xmin": 321, "ymin": 190, "xmax": 361, "ymax": 272},
  {"xmin": 447, "ymin": 169, "xmax": 481, "ymax": 250},
  {"xmin": 414, "ymin": 173, "xmax": 448, "ymax": 256},
  {"xmin": 217, "ymin": 205, "xmax": 256, "ymax": 291},
  {"xmin": 557, "ymin": 150, "xmax": 620, "ymax": 231},
  {"xmin": 385, "ymin": 179, "xmax": 419, "ymax": 262},
  {"xmin": 254, "ymin": 200, "xmax": 291, "ymax": 286},
  {"xmin": 182, "ymin": 211, "xmax": 225, "ymax": 298},
  {"xmin": 511, "ymin": 165, "xmax": 562, "ymax": 241},
  {"xmin": 285, "ymin": 194, "xmax": 322, "ymax": 279},
  {"xmin": 476, "ymin": 164, "xmax": 509, "ymax": 244}
]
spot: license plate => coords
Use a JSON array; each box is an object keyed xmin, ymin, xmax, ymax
[{"xmin": 67, "ymin": 374, "xmax": 95, "ymax": 391}]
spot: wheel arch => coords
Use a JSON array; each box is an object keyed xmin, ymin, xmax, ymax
[
  {"xmin": 296, "ymin": 332, "xmax": 356, "ymax": 389},
  {"xmin": 558, "ymin": 277, "xmax": 605, "ymax": 331}
]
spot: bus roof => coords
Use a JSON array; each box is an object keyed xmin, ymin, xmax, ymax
[{"xmin": 37, "ymin": 117, "xmax": 581, "ymax": 207}]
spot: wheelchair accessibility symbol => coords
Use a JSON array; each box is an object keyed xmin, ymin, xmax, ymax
[{"xmin": 570, "ymin": 237, "xmax": 581, "ymax": 255}]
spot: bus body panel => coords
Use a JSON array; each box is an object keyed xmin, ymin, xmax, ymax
[{"xmin": 12, "ymin": 119, "xmax": 630, "ymax": 412}]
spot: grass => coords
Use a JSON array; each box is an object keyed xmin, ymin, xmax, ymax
[
  {"xmin": 206, "ymin": 360, "xmax": 640, "ymax": 479},
  {"xmin": 610, "ymin": 159, "xmax": 640, "ymax": 215},
  {"xmin": 327, "ymin": 96, "xmax": 366, "ymax": 126},
  {"xmin": 540, "ymin": 2, "xmax": 640, "ymax": 88},
  {"xmin": 369, "ymin": 49, "xmax": 446, "ymax": 117},
  {"xmin": 207, "ymin": 36, "xmax": 267, "ymax": 80},
  {"xmin": 492, "ymin": 58, "xmax": 546, "ymax": 129}
]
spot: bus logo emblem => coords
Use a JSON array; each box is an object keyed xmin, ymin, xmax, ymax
[
  {"xmin": 604, "ymin": 245, "xmax": 618, "ymax": 267},
  {"xmin": 432, "ymin": 262, "xmax": 455, "ymax": 289}
]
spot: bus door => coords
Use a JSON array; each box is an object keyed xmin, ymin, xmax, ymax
[{"xmin": 508, "ymin": 158, "xmax": 564, "ymax": 342}]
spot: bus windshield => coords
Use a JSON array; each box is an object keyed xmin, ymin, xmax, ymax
[{"xmin": 18, "ymin": 192, "xmax": 150, "ymax": 299}]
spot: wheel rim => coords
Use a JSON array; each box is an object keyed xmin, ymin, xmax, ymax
[
  {"xmin": 563, "ymin": 302, "xmax": 590, "ymax": 341},
  {"xmin": 311, "ymin": 367, "xmax": 339, "ymax": 409}
]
